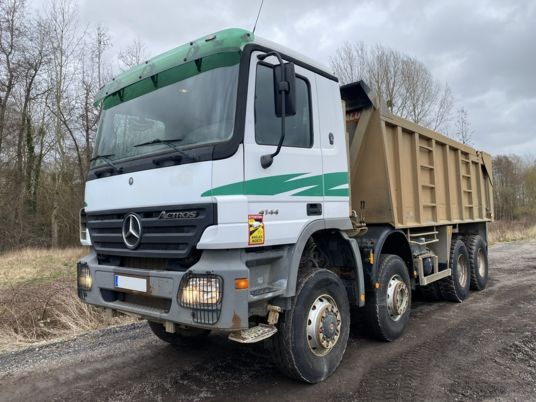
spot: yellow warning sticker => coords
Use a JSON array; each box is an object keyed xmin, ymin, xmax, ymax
[{"xmin": 248, "ymin": 214, "xmax": 265, "ymax": 245}]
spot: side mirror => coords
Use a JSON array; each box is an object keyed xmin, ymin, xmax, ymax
[
  {"xmin": 257, "ymin": 51, "xmax": 296, "ymax": 169},
  {"xmin": 273, "ymin": 62, "xmax": 296, "ymax": 117}
]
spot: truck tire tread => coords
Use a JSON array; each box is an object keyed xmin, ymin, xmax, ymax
[
  {"xmin": 465, "ymin": 234, "xmax": 488, "ymax": 290},
  {"xmin": 362, "ymin": 254, "xmax": 411, "ymax": 342},
  {"xmin": 438, "ymin": 237, "xmax": 470, "ymax": 302},
  {"xmin": 271, "ymin": 267, "xmax": 350, "ymax": 383},
  {"xmin": 419, "ymin": 282, "xmax": 442, "ymax": 301}
]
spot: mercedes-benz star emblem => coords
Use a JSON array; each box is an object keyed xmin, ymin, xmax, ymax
[{"xmin": 122, "ymin": 213, "xmax": 142, "ymax": 249}]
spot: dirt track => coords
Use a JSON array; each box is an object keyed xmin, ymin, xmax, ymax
[{"xmin": 1, "ymin": 241, "xmax": 536, "ymax": 401}]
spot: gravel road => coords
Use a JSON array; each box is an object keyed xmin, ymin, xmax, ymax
[{"xmin": 1, "ymin": 241, "xmax": 536, "ymax": 401}]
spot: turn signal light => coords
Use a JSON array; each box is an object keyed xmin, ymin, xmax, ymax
[{"xmin": 235, "ymin": 278, "xmax": 249, "ymax": 290}]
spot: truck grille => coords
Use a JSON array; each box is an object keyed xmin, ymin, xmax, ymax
[{"xmin": 86, "ymin": 203, "xmax": 216, "ymax": 259}]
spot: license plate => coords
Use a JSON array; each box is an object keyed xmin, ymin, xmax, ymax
[{"xmin": 114, "ymin": 274, "xmax": 147, "ymax": 293}]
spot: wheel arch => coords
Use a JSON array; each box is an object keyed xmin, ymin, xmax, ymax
[
  {"xmin": 357, "ymin": 225, "xmax": 414, "ymax": 288},
  {"xmin": 284, "ymin": 220, "xmax": 366, "ymax": 307}
]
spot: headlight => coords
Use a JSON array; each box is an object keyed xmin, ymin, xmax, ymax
[
  {"xmin": 179, "ymin": 274, "xmax": 222, "ymax": 308},
  {"xmin": 77, "ymin": 263, "xmax": 92, "ymax": 291}
]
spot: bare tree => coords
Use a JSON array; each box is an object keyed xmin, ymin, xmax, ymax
[
  {"xmin": 46, "ymin": 0, "xmax": 84, "ymax": 247},
  {"xmin": 330, "ymin": 42, "xmax": 366, "ymax": 85},
  {"xmin": 118, "ymin": 37, "xmax": 147, "ymax": 70},
  {"xmin": 367, "ymin": 45, "xmax": 404, "ymax": 114},
  {"xmin": 0, "ymin": 0, "xmax": 118, "ymax": 250},
  {"xmin": 0, "ymin": 0, "xmax": 25, "ymax": 157},
  {"xmin": 13, "ymin": 15, "xmax": 49, "ymax": 215},
  {"xmin": 330, "ymin": 41, "xmax": 453, "ymax": 132},
  {"xmin": 92, "ymin": 25, "xmax": 109, "ymax": 87},
  {"xmin": 80, "ymin": 25, "xmax": 110, "ymax": 169},
  {"xmin": 454, "ymin": 107, "xmax": 473, "ymax": 146}
]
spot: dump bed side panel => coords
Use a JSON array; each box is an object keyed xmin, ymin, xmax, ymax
[
  {"xmin": 349, "ymin": 108, "xmax": 394, "ymax": 225},
  {"xmin": 349, "ymin": 110, "xmax": 493, "ymax": 229}
]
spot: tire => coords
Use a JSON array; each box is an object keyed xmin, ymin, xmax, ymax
[
  {"xmin": 148, "ymin": 321, "xmax": 210, "ymax": 346},
  {"xmin": 465, "ymin": 235, "xmax": 489, "ymax": 291},
  {"xmin": 271, "ymin": 268, "xmax": 350, "ymax": 383},
  {"xmin": 362, "ymin": 254, "xmax": 412, "ymax": 342},
  {"xmin": 438, "ymin": 238, "xmax": 471, "ymax": 302},
  {"xmin": 419, "ymin": 282, "xmax": 442, "ymax": 301}
]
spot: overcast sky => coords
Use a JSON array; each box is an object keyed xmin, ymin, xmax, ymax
[{"xmin": 72, "ymin": 0, "xmax": 535, "ymax": 156}]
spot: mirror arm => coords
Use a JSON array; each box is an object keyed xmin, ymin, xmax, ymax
[{"xmin": 258, "ymin": 51, "xmax": 287, "ymax": 169}]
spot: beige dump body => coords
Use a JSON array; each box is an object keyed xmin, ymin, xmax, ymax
[{"xmin": 346, "ymin": 97, "xmax": 493, "ymax": 230}]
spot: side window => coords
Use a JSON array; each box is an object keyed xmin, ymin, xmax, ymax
[{"xmin": 254, "ymin": 63, "xmax": 313, "ymax": 148}]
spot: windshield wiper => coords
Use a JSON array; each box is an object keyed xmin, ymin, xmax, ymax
[
  {"xmin": 133, "ymin": 138, "xmax": 197, "ymax": 162},
  {"xmin": 90, "ymin": 153, "xmax": 121, "ymax": 171}
]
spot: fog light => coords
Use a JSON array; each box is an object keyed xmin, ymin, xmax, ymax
[
  {"xmin": 179, "ymin": 274, "xmax": 222, "ymax": 308},
  {"xmin": 77, "ymin": 263, "xmax": 92, "ymax": 290}
]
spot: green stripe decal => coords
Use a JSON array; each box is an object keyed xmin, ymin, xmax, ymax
[
  {"xmin": 324, "ymin": 172, "xmax": 350, "ymax": 197},
  {"xmin": 201, "ymin": 172, "xmax": 349, "ymax": 197}
]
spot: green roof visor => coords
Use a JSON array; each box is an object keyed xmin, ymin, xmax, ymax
[
  {"xmin": 95, "ymin": 28, "xmax": 254, "ymax": 107},
  {"xmin": 102, "ymin": 52, "xmax": 240, "ymax": 110}
]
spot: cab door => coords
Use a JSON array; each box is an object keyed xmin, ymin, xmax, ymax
[{"xmin": 243, "ymin": 51, "xmax": 323, "ymax": 246}]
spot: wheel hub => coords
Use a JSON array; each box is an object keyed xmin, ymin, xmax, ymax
[
  {"xmin": 457, "ymin": 254, "xmax": 468, "ymax": 287},
  {"xmin": 477, "ymin": 249, "xmax": 486, "ymax": 277},
  {"xmin": 386, "ymin": 275, "xmax": 409, "ymax": 321},
  {"xmin": 322, "ymin": 312, "xmax": 338, "ymax": 339},
  {"xmin": 306, "ymin": 295, "xmax": 341, "ymax": 356}
]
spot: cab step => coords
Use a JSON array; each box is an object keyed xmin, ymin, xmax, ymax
[{"xmin": 228, "ymin": 324, "xmax": 277, "ymax": 343}]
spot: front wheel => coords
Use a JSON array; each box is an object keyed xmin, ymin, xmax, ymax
[{"xmin": 271, "ymin": 268, "xmax": 350, "ymax": 383}]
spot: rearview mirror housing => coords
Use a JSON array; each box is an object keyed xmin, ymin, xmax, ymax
[{"xmin": 273, "ymin": 62, "xmax": 296, "ymax": 117}]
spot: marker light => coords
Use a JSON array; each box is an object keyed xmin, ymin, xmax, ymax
[{"xmin": 79, "ymin": 208, "xmax": 92, "ymax": 246}]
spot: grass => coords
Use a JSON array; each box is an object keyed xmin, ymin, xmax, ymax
[
  {"xmin": 0, "ymin": 248, "xmax": 134, "ymax": 353},
  {"xmin": 0, "ymin": 247, "xmax": 83, "ymax": 286},
  {"xmin": 488, "ymin": 220, "xmax": 536, "ymax": 244}
]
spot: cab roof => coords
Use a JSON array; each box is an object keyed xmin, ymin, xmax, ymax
[{"xmin": 94, "ymin": 27, "xmax": 335, "ymax": 106}]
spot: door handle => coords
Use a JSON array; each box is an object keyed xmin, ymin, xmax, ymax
[{"xmin": 307, "ymin": 203, "xmax": 322, "ymax": 216}]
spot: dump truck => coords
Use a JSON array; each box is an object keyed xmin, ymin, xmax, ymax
[{"xmin": 77, "ymin": 28, "xmax": 493, "ymax": 383}]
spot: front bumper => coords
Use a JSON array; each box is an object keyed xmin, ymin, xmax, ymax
[{"xmin": 77, "ymin": 249, "xmax": 249, "ymax": 331}]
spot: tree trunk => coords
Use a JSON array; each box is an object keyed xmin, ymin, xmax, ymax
[
  {"xmin": 51, "ymin": 172, "xmax": 60, "ymax": 248},
  {"xmin": 0, "ymin": 75, "xmax": 15, "ymax": 156}
]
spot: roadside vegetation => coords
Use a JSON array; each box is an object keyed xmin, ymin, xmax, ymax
[
  {"xmin": 489, "ymin": 155, "xmax": 536, "ymax": 243},
  {"xmin": 0, "ymin": 248, "xmax": 133, "ymax": 353},
  {"xmin": 488, "ymin": 220, "xmax": 536, "ymax": 244}
]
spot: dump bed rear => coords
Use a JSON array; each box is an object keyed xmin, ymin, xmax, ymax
[{"xmin": 342, "ymin": 82, "xmax": 493, "ymax": 229}]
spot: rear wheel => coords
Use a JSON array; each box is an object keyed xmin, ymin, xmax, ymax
[
  {"xmin": 419, "ymin": 282, "xmax": 442, "ymax": 301},
  {"xmin": 271, "ymin": 268, "xmax": 350, "ymax": 383},
  {"xmin": 148, "ymin": 321, "xmax": 210, "ymax": 346},
  {"xmin": 438, "ymin": 238, "xmax": 471, "ymax": 302},
  {"xmin": 363, "ymin": 254, "xmax": 411, "ymax": 341},
  {"xmin": 465, "ymin": 235, "xmax": 489, "ymax": 291}
]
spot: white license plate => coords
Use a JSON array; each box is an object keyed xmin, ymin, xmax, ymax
[{"xmin": 114, "ymin": 274, "xmax": 147, "ymax": 293}]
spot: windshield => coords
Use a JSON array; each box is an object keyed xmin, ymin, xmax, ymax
[{"xmin": 92, "ymin": 61, "xmax": 239, "ymax": 168}]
